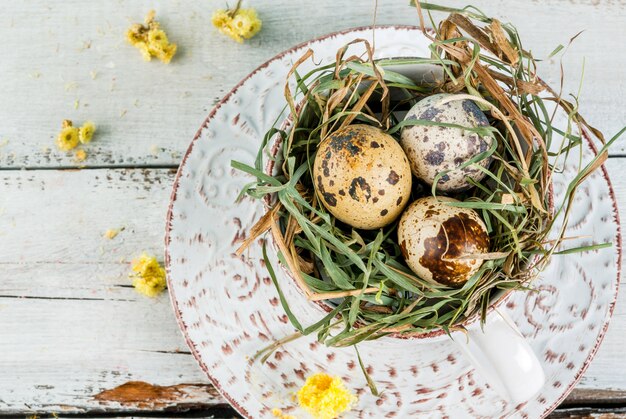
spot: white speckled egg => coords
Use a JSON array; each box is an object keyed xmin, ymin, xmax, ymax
[
  {"xmin": 397, "ymin": 196, "xmax": 489, "ymax": 287},
  {"xmin": 400, "ymin": 93, "xmax": 493, "ymax": 192},
  {"xmin": 313, "ymin": 124, "xmax": 412, "ymax": 230}
]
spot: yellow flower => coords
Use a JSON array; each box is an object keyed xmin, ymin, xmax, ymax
[
  {"xmin": 221, "ymin": 24, "xmax": 244, "ymax": 43},
  {"xmin": 149, "ymin": 41, "xmax": 177, "ymax": 64},
  {"xmin": 236, "ymin": 9, "xmax": 262, "ymax": 40},
  {"xmin": 126, "ymin": 24, "xmax": 145, "ymax": 44},
  {"xmin": 148, "ymin": 29, "xmax": 169, "ymax": 47},
  {"xmin": 144, "ymin": 9, "xmax": 157, "ymax": 26},
  {"xmin": 79, "ymin": 121, "xmax": 96, "ymax": 144},
  {"xmin": 211, "ymin": 10, "xmax": 231, "ymax": 28},
  {"xmin": 271, "ymin": 408, "xmax": 295, "ymax": 419},
  {"xmin": 56, "ymin": 126, "xmax": 79, "ymax": 151},
  {"xmin": 104, "ymin": 229, "xmax": 119, "ymax": 239},
  {"xmin": 297, "ymin": 373, "xmax": 356, "ymax": 419},
  {"xmin": 75, "ymin": 149, "xmax": 87, "ymax": 162},
  {"xmin": 162, "ymin": 44, "xmax": 177, "ymax": 63},
  {"xmin": 130, "ymin": 253, "xmax": 167, "ymax": 297},
  {"xmin": 232, "ymin": 14, "xmax": 252, "ymax": 36},
  {"xmin": 127, "ymin": 11, "xmax": 176, "ymax": 63},
  {"xmin": 212, "ymin": 7, "xmax": 262, "ymax": 43}
]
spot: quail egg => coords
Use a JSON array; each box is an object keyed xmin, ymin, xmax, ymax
[
  {"xmin": 397, "ymin": 196, "xmax": 489, "ymax": 287},
  {"xmin": 313, "ymin": 124, "xmax": 412, "ymax": 229},
  {"xmin": 400, "ymin": 93, "xmax": 493, "ymax": 192}
]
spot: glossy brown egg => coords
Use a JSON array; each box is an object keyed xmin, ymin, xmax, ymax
[
  {"xmin": 313, "ymin": 124, "xmax": 412, "ymax": 229},
  {"xmin": 397, "ymin": 196, "xmax": 489, "ymax": 287}
]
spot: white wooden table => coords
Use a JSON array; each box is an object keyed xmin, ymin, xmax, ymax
[{"xmin": 1, "ymin": 1, "xmax": 625, "ymax": 417}]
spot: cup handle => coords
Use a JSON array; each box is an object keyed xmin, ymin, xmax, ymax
[{"xmin": 454, "ymin": 310, "xmax": 545, "ymax": 404}]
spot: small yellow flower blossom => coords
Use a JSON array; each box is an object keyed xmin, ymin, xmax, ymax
[
  {"xmin": 126, "ymin": 10, "xmax": 177, "ymax": 63},
  {"xmin": 126, "ymin": 24, "xmax": 144, "ymax": 44},
  {"xmin": 75, "ymin": 149, "xmax": 87, "ymax": 162},
  {"xmin": 211, "ymin": 10, "xmax": 230, "ymax": 28},
  {"xmin": 212, "ymin": 4, "xmax": 262, "ymax": 43},
  {"xmin": 56, "ymin": 120, "xmax": 79, "ymax": 151},
  {"xmin": 271, "ymin": 408, "xmax": 295, "ymax": 419},
  {"xmin": 79, "ymin": 121, "xmax": 96, "ymax": 144},
  {"xmin": 297, "ymin": 373, "xmax": 356, "ymax": 419},
  {"xmin": 148, "ymin": 29, "xmax": 168, "ymax": 47},
  {"xmin": 130, "ymin": 253, "xmax": 167, "ymax": 297},
  {"xmin": 104, "ymin": 229, "xmax": 119, "ymax": 239}
]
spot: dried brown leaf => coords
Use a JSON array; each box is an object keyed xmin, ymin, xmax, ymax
[
  {"xmin": 235, "ymin": 204, "xmax": 280, "ymax": 255},
  {"xmin": 488, "ymin": 20, "xmax": 519, "ymax": 65}
]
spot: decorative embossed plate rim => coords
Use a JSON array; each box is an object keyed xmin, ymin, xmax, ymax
[{"xmin": 165, "ymin": 26, "xmax": 621, "ymax": 419}]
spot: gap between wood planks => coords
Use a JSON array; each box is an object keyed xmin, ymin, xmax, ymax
[
  {"xmin": 1, "ymin": 160, "xmax": 623, "ymax": 416},
  {"xmin": 0, "ymin": 405, "xmax": 625, "ymax": 418},
  {"xmin": 3, "ymin": 155, "xmax": 626, "ymax": 172},
  {"xmin": 0, "ymin": 164, "xmax": 180, "ymax": 171}
]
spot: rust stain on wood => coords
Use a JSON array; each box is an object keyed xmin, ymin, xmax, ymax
[{"xmin": 94, "ymin": 381, "xmax": 221, "ymax": 409}]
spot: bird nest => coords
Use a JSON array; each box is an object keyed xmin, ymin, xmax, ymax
[{"xmin": 233, "ymin": 3, "xmax": 620, "ymax": 358}]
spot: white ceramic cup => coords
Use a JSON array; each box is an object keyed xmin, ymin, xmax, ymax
[
  {"xmin": 267, "ymin": 59, "xmax": 546, "ymax": 405},
  {"xmin": 382, "ymin": 61, "xmax": 546, "ymax": 404},
  {"xmin": 453, "ymin": 308, "xmax": 545, "ymax": 404},
  {"xmin": 374, "ymin": 284, "xmax": 545, "ymax": 405}
]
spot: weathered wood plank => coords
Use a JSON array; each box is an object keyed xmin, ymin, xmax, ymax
[
  {"xmin": 563, "ymin": 389, "xmax": 626, "ymax": 407},
  {"xmin": 549, "ymin": 407, "xmax": 626, "ymax": 419},
  {"xmin": 0, "ymin": 168, "xmax": 219, "ymax": 414},
  {"xmin": 93, "ymin": 381, "xmax": 222, "ymax": 411},
  {"xmin": 0, "ymin": 0, "xmax": 624, "ymax": 170},
  {"xmin": 77, "ymin": 407, "xmax": 626, "ymax": 419},
  {"xmin": 0, "ymin": 160, "xmax": 625, "ymax": 414}
]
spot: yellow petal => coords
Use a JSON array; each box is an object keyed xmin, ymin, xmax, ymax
[
  {"xmin": 56, "ymin": 126, "xmax": 79, "ymax": 151},
  {"xmin": 297, "ymin": 373, "xmax": 356, "ymax": 419},
  {"xmin": 78, "ymin": 121, "xmax": 96, "ymax": 144}
]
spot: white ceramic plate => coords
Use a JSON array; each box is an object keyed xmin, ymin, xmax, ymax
[{"xmin": 165, "ymin": 26, "xmax": 621, "ymax": 418}]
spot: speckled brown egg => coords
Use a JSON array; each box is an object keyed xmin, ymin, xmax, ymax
[
  {"xmin": 397, "ymin": 196, "xmax": 489, "ymax": 287},
  {"xmin": 400, "ymin": 93, "xmax": 493, "ymax": 192},
  {"xmin": 313, "ymin": 124, "xmax": 412, "ymax": 229}
]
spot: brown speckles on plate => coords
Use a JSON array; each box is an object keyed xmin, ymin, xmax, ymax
[{"xmin": 165, "ymin": 26, "xmax": 621, "ymax": 419}]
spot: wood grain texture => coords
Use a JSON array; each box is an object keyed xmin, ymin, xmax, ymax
[
  {"xmin": 0, "ymin": 158, "xmax": 624, "ymax": 414},
  {"xmin": 0, "ymin": 168, "xmax": 216, "ymax": 414},
  {"xmin": 548, "ymin": 408, "xmax": 626, "ymax": 419},
  {"xmin": 0, "ymin": 0, "xmax": 625, "ymax": 170},
  {"xmin": 1, "ymin": 0, "xmax": 625, "ymax": 415},
  {"xmin": 563, "ymin": 389, "xmax": 626, "ymax": 406}
]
